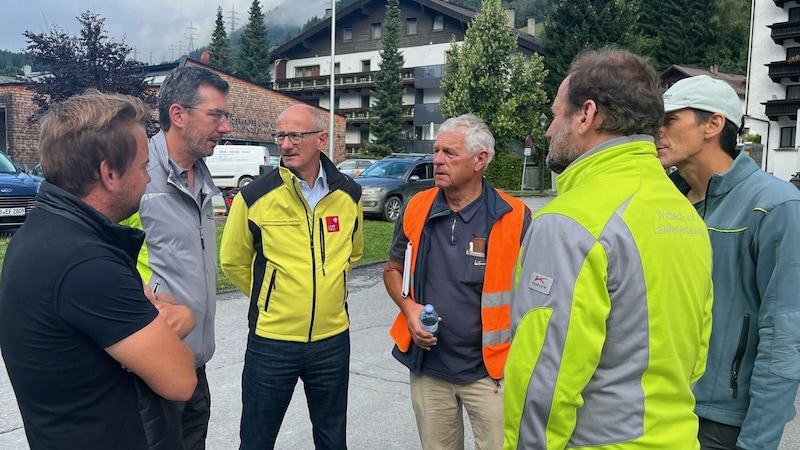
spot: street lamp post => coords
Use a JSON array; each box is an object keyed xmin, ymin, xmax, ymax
[
  {"xmin": 539, "ymin": 113, "xmax": 548, "ymax": 193},
  {"xmin": 521, "ymin": 136, "xmax": 532, "ymax": 192}
]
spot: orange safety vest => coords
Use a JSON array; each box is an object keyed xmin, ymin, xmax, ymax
[{"xmin": 389, "ymin": 187, "xmax": 527, "ymax": 379}]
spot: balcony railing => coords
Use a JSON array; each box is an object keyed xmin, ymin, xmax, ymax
[
  {"xmin": 413, "ymin": 103, "xmax": 444, "ymax": 126},
  {"xmin": 769, "ymin": 21, "xmax": 800, "ymax": 45},
  {"xmin": 768, "ymin": 61, "xmax": 800, "ymax": 82},
  {"xmin": 274, "ymin": 68, "xmax": 416, "ymax": 93},
  {"xmin": 415, "ymin": 65, "xmax": 446, "ymax": 89},
  {"xmin": 337, "ymin": 106, "xmax": 415, "ymax": 123},
  {"xmin": 764, "ymin": 98, "xmax": 800, "ymax": 120}
]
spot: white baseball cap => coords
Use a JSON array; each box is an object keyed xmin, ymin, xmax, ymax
[{"xmin": 663, "ymin": 75, "xmax": 742, "ymax": 126}]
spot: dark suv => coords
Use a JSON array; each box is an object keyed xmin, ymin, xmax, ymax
[
  {"xmin": 0, "ymin": 152, "xmax": 41, "ymax": 230},
  {"xmin": 354, "ymin": 154, "xmax": 434, "ymax": 222}
]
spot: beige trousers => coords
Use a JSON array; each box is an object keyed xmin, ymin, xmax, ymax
[{"xmin": 409, "ymin": 372, "xmax": 504, "ymax": 450}]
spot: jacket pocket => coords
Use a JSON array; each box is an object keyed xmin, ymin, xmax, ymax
[
  {"xmin": 730, "ymin": 313, "xmax": 750, "ymax": 398},
  {"xmin": 263, "ymin": 269, "xmax": 277, "ymax": 313}
]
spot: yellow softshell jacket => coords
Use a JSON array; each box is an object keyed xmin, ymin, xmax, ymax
[
  {"xmin": 221, "ymin": 156, "xmax": 363, "ymax": 342},
  {"xmin": 504, "ymin": 136, "xmax": 714, "ymax": 449}
]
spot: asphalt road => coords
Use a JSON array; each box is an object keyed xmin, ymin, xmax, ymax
[{"xmin": 2, "ymin": 195, "xmax": 800, "ymax": 449}]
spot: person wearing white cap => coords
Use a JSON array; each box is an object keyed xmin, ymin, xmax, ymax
[{"xmin": 659, "ymin": 74, "xmax": 800, "ymax": 450}]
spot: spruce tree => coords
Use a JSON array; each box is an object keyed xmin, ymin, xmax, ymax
[
  {"xmin": 208, "ymin": 7, "xmax": 230, "ymax": 72},
  {"xmin": 236, "ymin": 0, "xmax": 271, "ymax": 86},
  {"xmin": 440, "ymin": 0, "xmax": 548, "ymax": 152},
  {"xmin": 366, "ymin": 0, "xmax": 405, "ymax": 157},
  {"xmin": 543, "ymin": 0, "xmax": 640, "ymax": 96}
]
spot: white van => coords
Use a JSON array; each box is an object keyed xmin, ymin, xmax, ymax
[{"xmin": 205, "ymin": 145, "xmax": 277, "ymax": 188}]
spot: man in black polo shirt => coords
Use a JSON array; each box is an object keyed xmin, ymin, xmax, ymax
[{"xmin": 0, "ymin": 91, "xmax": 197, "ymax": 449}]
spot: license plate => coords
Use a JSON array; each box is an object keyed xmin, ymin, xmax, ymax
[{"xmin": 0, "ymin": 207, "xmax": 26, "ymax": 217}]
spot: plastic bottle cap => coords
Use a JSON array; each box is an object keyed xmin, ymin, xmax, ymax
[{"xmin": 424, "ymin": 304, "xmax": 434, "ymax": 313}]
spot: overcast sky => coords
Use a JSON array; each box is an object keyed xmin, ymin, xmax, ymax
[{"xmin": 0, "ymin": 0, "xmax": 332, "ymax": 65}]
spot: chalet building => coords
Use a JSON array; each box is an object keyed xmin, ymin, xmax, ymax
[
  {"xmin": 270, "ymin": 0, "xmax": 544, "ymax": 155},
  {"xmin": 747, "ymin": 0, "xmax": 800, "ymax": 181},
  {"xmin": 661, "ymin": 64, "xmax": 747, "ymax": 104},
  {"xmin": 0, "ymin": 58, "xmax": 347, "ymax": 167}
]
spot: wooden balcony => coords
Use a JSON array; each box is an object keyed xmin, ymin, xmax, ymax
[
  {"xmin": 768, "ymin": 60, "xmax": 800, "ymax": 82},
  {"xmin": 769, "ymin": 21, "xmax": 800, "ymax": 45},
  {"xmin": 274, "ymin": 68, "xmax": 417, "ymax": 95},
  {"xmin": 764, "ymin": 98, "xmax": 800, "ymax": 120},
  {"xmin": 337, "ymin": 106, "xmax": 415, "ymax": 124}
]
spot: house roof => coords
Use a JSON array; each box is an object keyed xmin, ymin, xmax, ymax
[
  {"xmin": 271, "ymin": 0, "xmax": 543, "ymax": 60},
  {"xmin": 0, "ymin": 76, "xmax": 23, "ymax": 86},
  {"xmin": 660, "ymin": 64, "xmax": 746, "ymax": 95}
]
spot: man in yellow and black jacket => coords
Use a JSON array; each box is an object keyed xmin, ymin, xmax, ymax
[{"xmin": 221, "ymin": 104, "xmax": 363, "ymax": 449}]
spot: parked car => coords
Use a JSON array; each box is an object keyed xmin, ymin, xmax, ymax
[
  {"xmin": 354, "ymin": 154, "xmax": 434, "ymax": 222},
  {"xmin": 336, "ymin": 158, "xmax": 377, "ymax": 178},
  {"xmin": 0, "ymin": 152, "xmax": 41, "ymax": 231}
]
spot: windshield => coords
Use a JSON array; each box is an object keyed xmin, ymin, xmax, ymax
[
  {"xmin": 359, "ymin": 160, "xmax": 411, "ymax": 179},
  {"xmin": 0, "ymin": 153, "xmax": 19, "ymax": 174}
]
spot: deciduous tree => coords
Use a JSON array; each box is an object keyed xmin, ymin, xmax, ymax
[
  {"xmin": 23, "ymin": 11, "xmax": 154, "ymax": 125},
  {"xmin": 440, "ymin": 0, "xmax": 548, "ymax": 152}
]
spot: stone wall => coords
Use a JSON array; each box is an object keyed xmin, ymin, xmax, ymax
[
  {"xmin": 0, "ymin": 85, "xmax": 40, "ymax": 165},
  {"xmin": 0, "ymin": 60, "xmax": 348, "ymax": 167},
  {"xmin": 185, "ymin": 60, "xmax": 347, "ymax": 164}
]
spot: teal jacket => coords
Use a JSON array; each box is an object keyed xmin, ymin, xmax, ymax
[
  {"xmin": 505, "ymin": 136, "xmax": 714, "ymax": 449},
  {"xmin": 672, "ymin": 152, "xmax": 800, "ymax": 450}
]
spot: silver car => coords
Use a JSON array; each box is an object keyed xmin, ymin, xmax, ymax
[
  {"xmin": 354, "ymin": 155, "xmax": 434, "ymax": 222},
  {"xmin": 336, "ymin": 158, "xmax": 377, "ymax": 178}
]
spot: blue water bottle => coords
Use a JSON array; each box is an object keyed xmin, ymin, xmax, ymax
[{"xmin": 419, "ymin": 304, "xmax": 439, "ymax": 336}]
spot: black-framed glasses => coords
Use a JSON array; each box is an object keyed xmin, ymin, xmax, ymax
[
  {"xmin": 272, "ymin": 130, "xmax": 324, "ymax": 145},
  {"xmin": 182, "ymin": 105, "xmax": 232, "ymax": 123}
]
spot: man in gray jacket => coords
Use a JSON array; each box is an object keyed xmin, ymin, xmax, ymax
[
  {"xmin": 124, "ymin": 65, "xmax": 231, "ymax": 449},
  {"xmin": 658, "ymin": 75, "xmax": 800, "ymax": 449}
]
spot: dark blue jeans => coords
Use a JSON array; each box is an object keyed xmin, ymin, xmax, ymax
[
  {"xmin": 239, "ymin": 330, "xmax": 350, "ymax": 450},
  {"xmin": 177, "ymin": 365, "xmax": 211, "ymax": 450}
]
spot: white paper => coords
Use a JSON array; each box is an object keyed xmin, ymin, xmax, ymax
[{"xmin": 401, "ymin": 242, "xmax": 412, "ymax": 298}]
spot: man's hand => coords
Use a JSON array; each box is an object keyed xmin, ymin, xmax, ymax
[
  {"xmin": 151, "ymin": 293, "xmax": 195, "ymax": 339},
  {"xmin": 404, "ymin": 303, "xmax": 440, "ymax": 351}
]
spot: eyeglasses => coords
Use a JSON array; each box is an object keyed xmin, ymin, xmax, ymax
[
  {"xmin": 272, "ymin": 131, "xmax": 324, "ymax": 145},
  {"xmin": 182, "ymin": 106, "xmax": 232, "ymax": 123}
]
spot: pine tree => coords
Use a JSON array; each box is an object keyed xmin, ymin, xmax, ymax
[
  {"xmin": 440, "ymin": 0, "xmax": 548, "ymax": 152},
  {"xmin": 236, "ymin": 0, "xmax": 271, "ymax": 86},
  {"xmin": 542, "ymin": 0, "xmax": 640, "ymax": 96},
  {"xmin": 208, "ymin": 7, "xmax": 230, "ymax": 72},
  {"xmin": 638, "ymin": 0, "xmax": 712, "ymax": 72},
  {"xmin": 366, "ymin": 0, "xmax": 405, "ymax": 157}
]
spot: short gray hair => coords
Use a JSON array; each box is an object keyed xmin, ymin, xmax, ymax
[{"xmin": 438, "ymin": 114, "xmax": 495, "ymax": 165}]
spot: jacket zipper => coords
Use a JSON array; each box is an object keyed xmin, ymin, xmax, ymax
[
  {"xmin": 293, "ymin": 183, "xmax": 318, "ymax": 342},
  {"xmin": 319, "ymin": 217, "xmax": 326, "ymax": 276},
  {"xmin": 263, "ymin": 269, "xmax": 277, "ymax": 312},
  {"xmin": 730, "ymin": 313, "xmax": 750, "ymax": 398}
]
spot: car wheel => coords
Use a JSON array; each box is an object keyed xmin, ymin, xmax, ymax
[
  {"xmin": 238, "ymin": 176, "xmax": 254, "ymax": 188},
  {"xmin": 382, "ymin": 196, "xmax": 402, "ymax": 222}
]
